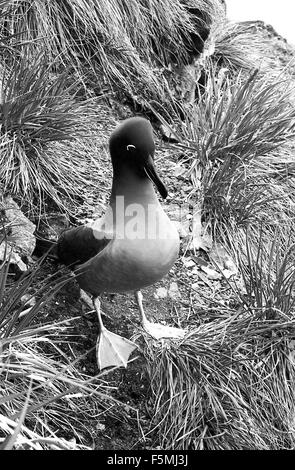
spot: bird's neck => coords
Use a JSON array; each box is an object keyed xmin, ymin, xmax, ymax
[
  {"xmin": 91, "ymin": 167, "xmax": 170, "ymax": 240},
  {"xmin": 110, "ymin": 168, "xmax": 159, "ymax": 208}
]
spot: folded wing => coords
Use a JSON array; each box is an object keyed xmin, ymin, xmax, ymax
[{"xmin": 57, "ymin": 225, "xmax": 111, "ymax": 267}]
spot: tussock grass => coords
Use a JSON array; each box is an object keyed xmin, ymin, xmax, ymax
[
  {"xmin": 212, "ymin": 20, "xmax": 295, "ymax": 82},
  {"xmin": 212, "ymin": 21, "xmax": 270, "ymax": 72},
  {"xmin": 0, "ymin": 1, "xmax": 225, "ymax": 214},
  {"xmin": 0, "ymin": 1, "xmax": 224, "ymax": 214},
  {"xmin": 0, "ymin": 0, "xmax": 220, "ymax": 65},
  {"xmin": 1, "ymin": 0, "xmax": 295, "ymax": 451},
  {"xmin": 230, "ymin": 227, "xmax": 295, "ymax": 318},
  {"xmin": 145, "ymin": 316, "xmax": 295, "ymax": 449},
  {"xmin": 0, "ymin": 0, "xmax": 224, "ymax": 107},
  {"xmin": 162, "ymin": 65, "xmax": 295, "ymax": 234},
  {"xmin": 0, "ymin": 52, "xmax": 100, "ymax": 214},
  {"xmin": 0, "ymin": 252, "xmax": 126, "ymax": 449},
  {"xmin": 144, "ymin": 230, "xmax": 295, "ymax": 449},
  {"xmin": 144, "ymin": 73, "xmax": 295, "ymax": 446}
]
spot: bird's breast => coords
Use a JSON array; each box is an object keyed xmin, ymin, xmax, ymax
[{"xmin": 76, "ymin": 209, "xmax": 179, "ymax": 295}]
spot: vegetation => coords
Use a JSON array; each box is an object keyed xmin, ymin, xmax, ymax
[
  {"xmin": 1, "ymin": 0, "xmax": 295, "ymax": 451},
  {"xmin": 0, "ymin": 0, "xmax": 224, "ymax": 109},
  {"xmin": 0, "ymin": 52, "xmax": 98, "ymax": 214},
  {"xmin": 0, "ymin": 226, "xmax": 133, "ymax": 450},
  {"xmin": 212, "ymin": 21, "xmax": 268, "ymax": 72},
  {"xmin": 145, "ymin": 229, "xmax": 295, "ymax": 449},
  {"xmin": 164, "ymin": 64, "xmax": 295, "ymax": 233}
]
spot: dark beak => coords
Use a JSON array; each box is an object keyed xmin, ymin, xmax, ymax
[{"xmin": 144, "ymin": 155, "xmax": 168, "ymax": 199}]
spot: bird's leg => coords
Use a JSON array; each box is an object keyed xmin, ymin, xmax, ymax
[
  {"xmin": 135, "ymin": 291, "xmax": 151, "ymax": 331},
  {"xmin": 135, "ymin": 291, "xmax": 186, "ymax": 340},
  {"xmin": 80, "ymin": 289, "xmax": 110, "ymax": 318},
  {"xmin": 93, "ymin": 297, "xmax": 137, "ymax": 370}
]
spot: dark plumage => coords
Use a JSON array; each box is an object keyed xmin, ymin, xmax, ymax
[{"xmin": 57, "ymin": 226, "xmax": 109, "ymax": 267}]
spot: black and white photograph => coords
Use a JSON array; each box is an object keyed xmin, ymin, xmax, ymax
[{"xmin": 0, "ymin": 0, "xmax": 294, "ymax": 457}]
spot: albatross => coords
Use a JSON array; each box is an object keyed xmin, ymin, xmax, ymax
[{"xmin": 57, "ymin": 117, "xmax": 185, "ymax": 369}]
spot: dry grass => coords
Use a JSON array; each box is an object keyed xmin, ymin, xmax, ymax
[
  {"xmin": 0, "ymin": 0, "xmax": 224, "ymax": 108},
  {"xmin": 142, "ymin": 48, "xmax": 295, "ymax": 450},
  {"xmin": 0, "ymin": 51, "xmax": 108, "ymax": 215},
  {"xmin": 144, "ymin": 229, "xmax": 295, "ymax": 449},
  {"xmin": 0, "ymin": 51, "xmax": 86, "ymax": 213},
  {"xmin": 0, "ymin": 250, "xmax": 128, "ymax": 449},
  {"xmin": 212, "ymin": 20, "xmax": 271, "ymax": 72},
  {"xmin": 144, "ymin": 316, "xmax": 295, "ymax": 449},
  {"xmin": 1, "ymin": 0, "xmax": 295, "ymax": 451},
  {"xmin": 157, "ymin": 65, "xmax": 295, "ymax": 237}
]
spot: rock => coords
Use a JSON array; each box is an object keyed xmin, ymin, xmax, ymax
[
  {"xmin": 154, "ymin": 287, "xmax": 168, "ymax": 299},
  {"xmin": 96, "ymin": 422, "xmax": 106, "ymax": 432},
  {"xmin": 182, "ymin": 258, "xmax": 196, "ymax": 268},
  {"xmin": 0, "ymin": 197, "xmax": 36, "ymax": 272},
  {"xmin": 187, "ymin": 211, "xmax": 212, "ymax": 252},
  {"xmin": 200, "ymin": 265, "xmax": 222, "ymax": 280},
  {"xmin": 192, "ymin": 255, "xmax": 207, "ymax": 267},
  {"xmin": 20, "ymin": 294, "xmax": 36, "ymax": 307},
  {"xmin": 195, "ymin": 270, "xmax": 213, "ymax": 287},
  {"xmin": 223, "ymin": 269, "xmax": 235, "ymax": 279},
  {"xmin": 9, "ymin": 252, "xmax": 28, "ymax": 272},
  {"xmin": 173, "ymin": 163, "xmax": 187, "ymax": 177},
  {"xmin": 173, "ymin": 220, "xmax": 190, "ymax": 238},
  {"xmin": 0, "ymin": 245, "xmax": 28, "ymax": 272},
  {"xmin": 191, "ymin": 266, "xmax": 199, "ymax": 276},
  {"xmin": 3, "ymin": 196, "xmax": 36, "ymax": 256},
  {"xmin": 168, "ymin": 282, "xmax": 181, "ymax": 300},
  {"xmin": 210, "ymin": 243, "xmax": 238, "ymax": 278},
  {"xmin": 168, "ymin": 204, "xmax": 191, "ymax": 238}
]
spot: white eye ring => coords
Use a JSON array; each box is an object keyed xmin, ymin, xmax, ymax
[{"xmin": 127, "ymin": 144, "xmax": 136, "ymax": 151}]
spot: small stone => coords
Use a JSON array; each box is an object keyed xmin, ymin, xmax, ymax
[
  {"xmin": 20, "ymin": 294, "xmax": 36, "ymax": 307},
  {"xmin": 154, "ymin": 287, "xmax": 168, "ymax": 299},
  {"xmin": 173, "ymin": 220, "xmax": 190, "ymax": 238},
  {"xmin": 201, "ymin": 265, "xmax": 222, "ymax": 280},
  {"xmin": 0, "ymin": 197, "xmax": 36, "ymax": 274},
  {"xmin": 96, "ymin": 423, "xmax": 106, "ymax": 432},
  {"xmin": 191, "ymin": 266, "xmax": 199, "ymax": 275},
  {"xmin": 182, "ymin": 258, "xmax": 196, "ymax": 268},
  {"xmin": 173, "ymin": 163, "xmax": 187, "ymax": 177},
  {"xmin": 168, "ymin": 282, "xmax": 181, "ymax": 300},
  {"xmin": 0, "ymin": 245, "xmax": 28, "ymax": 272}
]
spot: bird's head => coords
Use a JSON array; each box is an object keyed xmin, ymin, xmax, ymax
[{"xmin": 109, "ymin": 117, "xmax": 168, "ymax": 199}]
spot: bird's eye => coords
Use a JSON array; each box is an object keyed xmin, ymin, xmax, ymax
[{"xmin": 127, "ymin": 144, "xmax": 136, "ymax": 151}]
